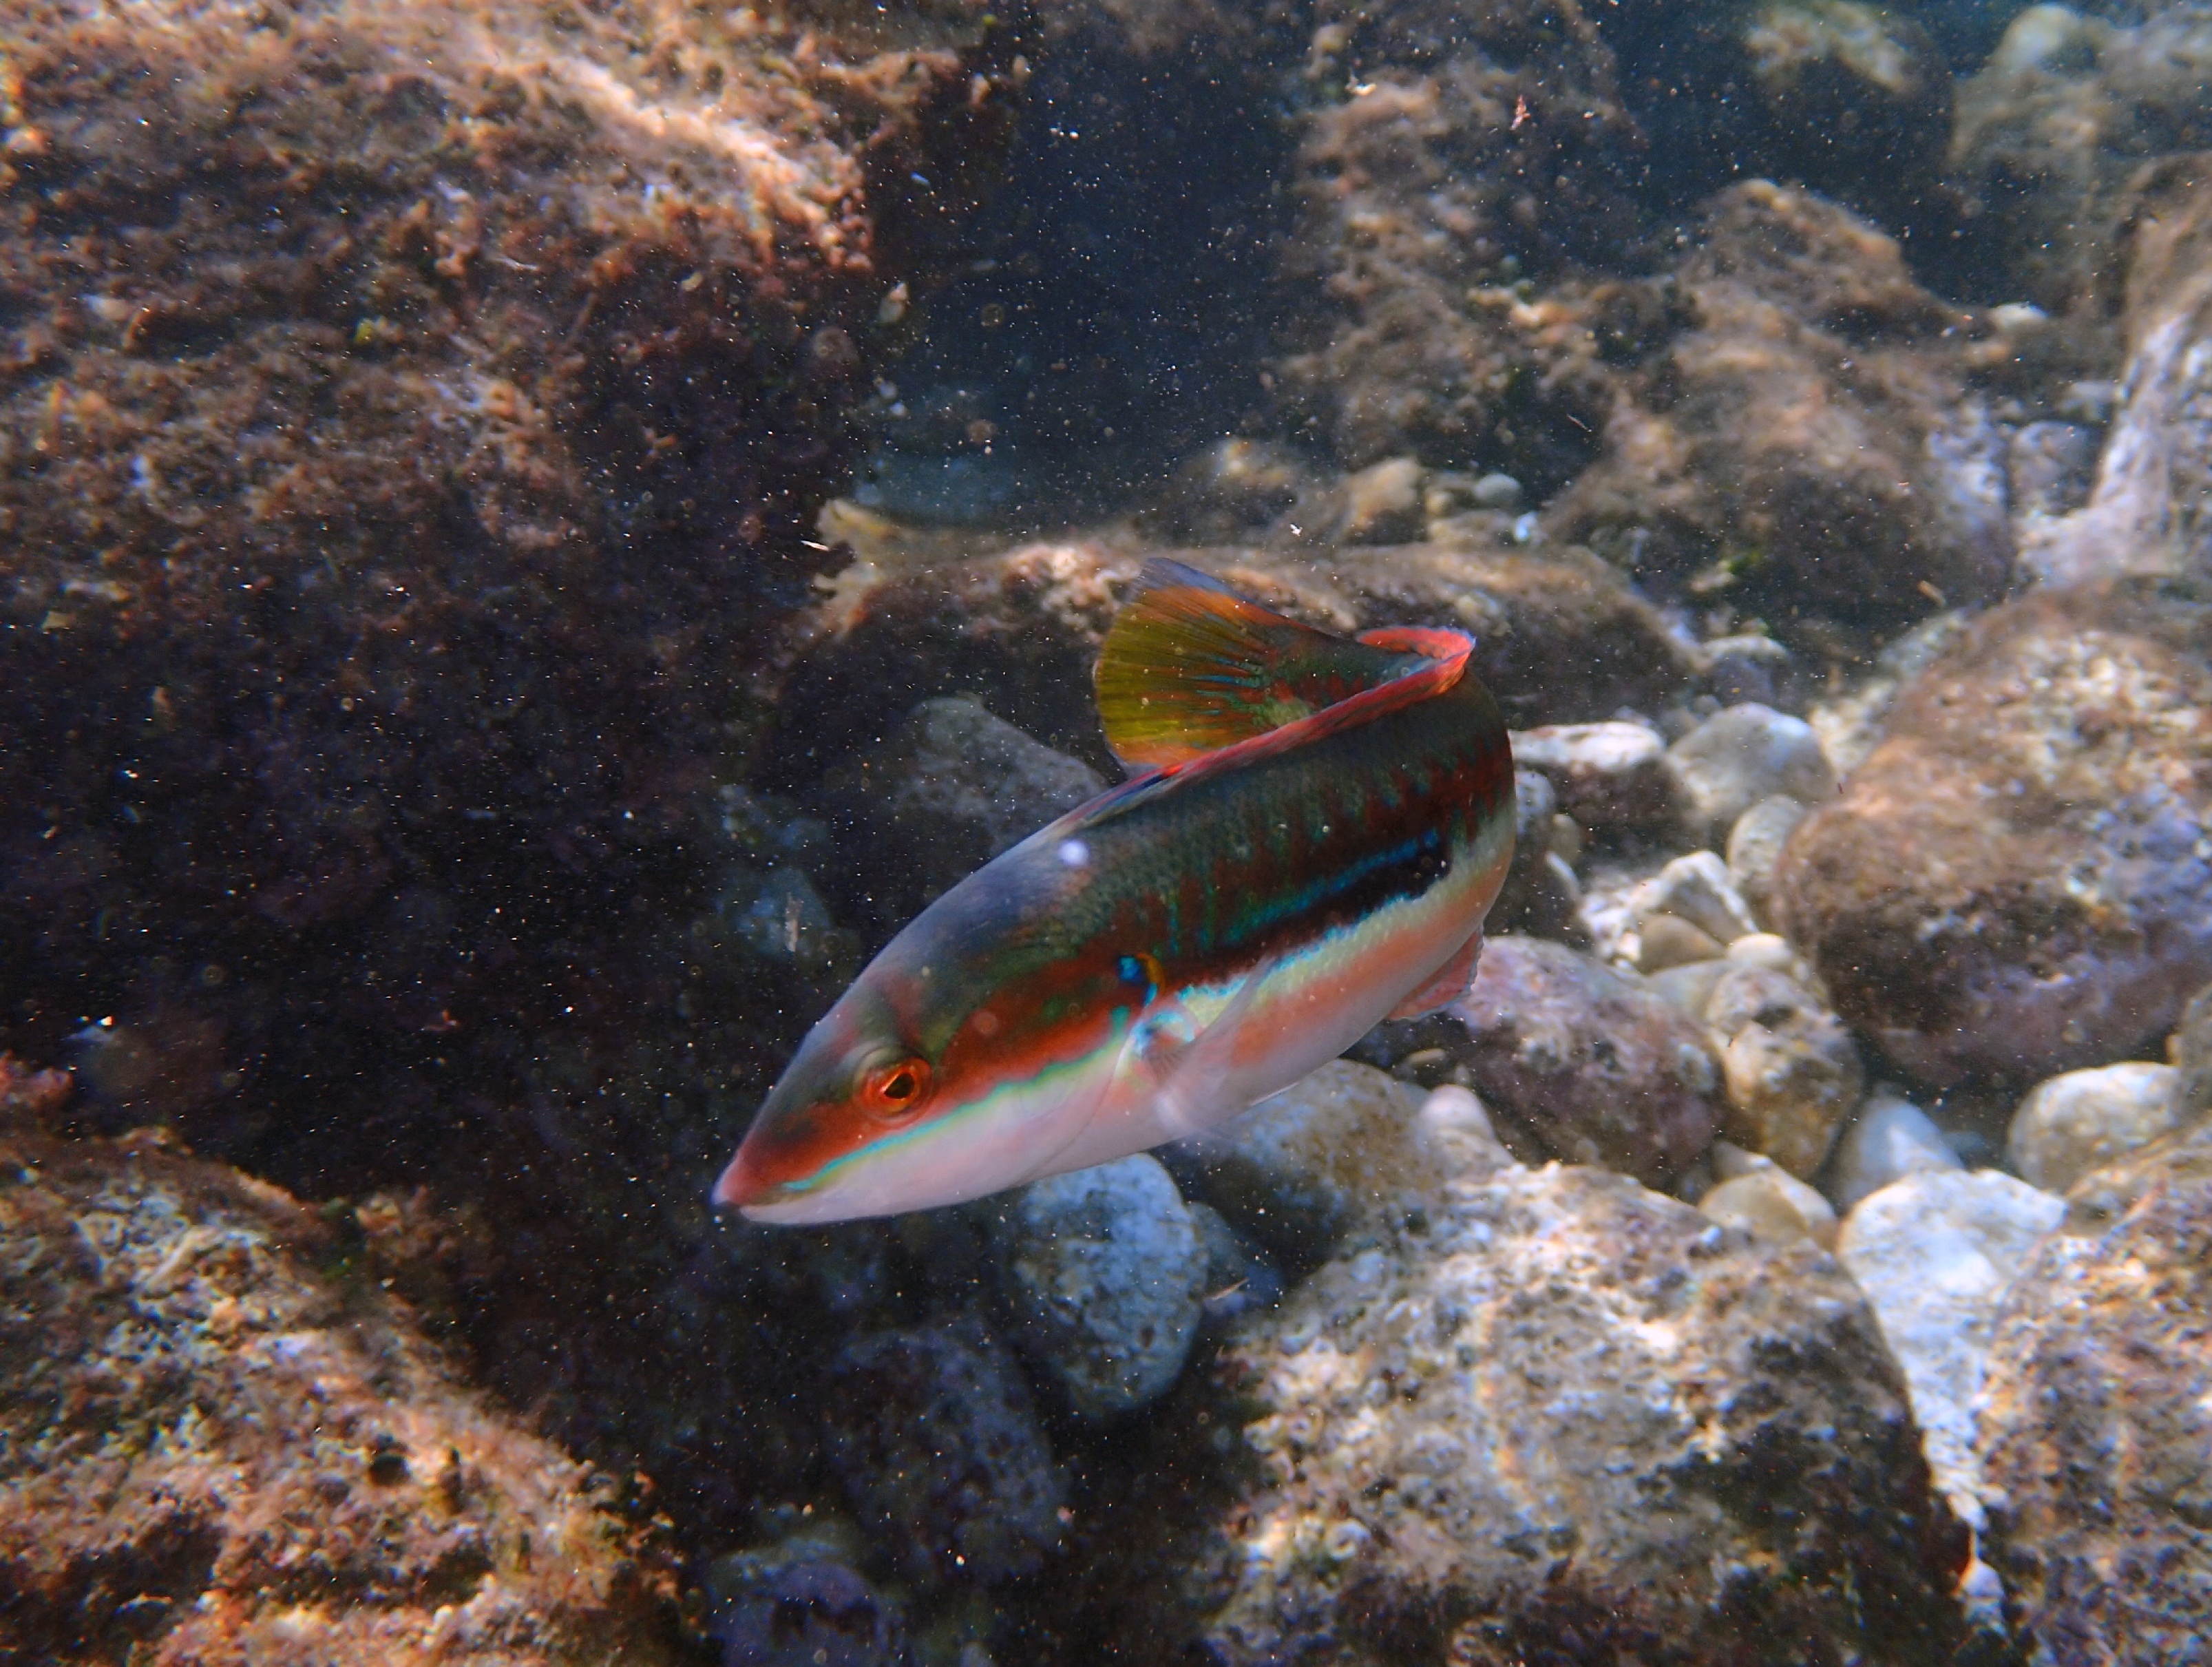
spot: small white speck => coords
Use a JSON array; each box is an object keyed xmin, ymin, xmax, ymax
[{"xmin": 1057, "ymin": 839, "xmax": 1090, "ymax": 868}]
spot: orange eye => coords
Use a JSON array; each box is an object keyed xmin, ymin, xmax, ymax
[{"xmin": 863, "ymin": 1058, "xmax": 931, "ymax": 1122}]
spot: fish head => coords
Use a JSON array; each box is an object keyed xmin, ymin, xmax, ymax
[{"xmin": 713, "ymin": 857, "xmax": 1123, "ymax": 1224}]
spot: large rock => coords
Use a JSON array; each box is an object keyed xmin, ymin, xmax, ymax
[
  {"xmin": 1271, "ymin": 0, "xmax": 1643, "ymax": 492},
  {"xmin": 1979, "ymin": 1144, "xmax": 2212, "ymax": 1661},
  {"xmin": 0, "ymin": 1125, "xmax": 692, "ymax": 1664},
  {"xmin": 0, "ymin": 0, "xmax": 1006, "ymax": 1171},
  {"xmin": 1362, "ymin": 936, "xmax": 1722, "ymax": 1184},
  {"xmin": 1198, "ymin": 1159, "xmax": 1970, "ymax": 1665},
  {"xmin": 764, "ymin": 540, "xmax": 1694, "ymax": 786},
  {"xmin": 1835, "ymin": 1171, "xmax": 2065, "ymax": 1551},
  {"xmin": 817, "ymin": 695, "xmax": 1106, "ymax": 932},
  {"xmin": 1776, "ymin": 579, "xmax": 2212, "ymax": 1085},
  {"xmin": 1952, "ymin": 7, "xmax": 2212, "ymax": 326},
  {"xmin": 2016, "ymin": 161, "xmax": 2212, "ymax": 589},
  {"xmin": 1548, "ymin": 182, "xmax": 2014, "ymax": 644}
]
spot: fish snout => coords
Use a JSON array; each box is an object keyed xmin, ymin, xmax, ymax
[{"xmin": 710, "ymin": 1143, "xmax": 785, "ymax": 1213}]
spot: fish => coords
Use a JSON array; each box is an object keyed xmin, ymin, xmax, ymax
[{"xmin": 715, "ymin": 558, "xmax": 1517, "ymax": 1224}]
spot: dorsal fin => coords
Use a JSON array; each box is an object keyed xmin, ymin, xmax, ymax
[{"xmin": 1094, "ymin": 559, "xmax": 1426, "ymax": 768}]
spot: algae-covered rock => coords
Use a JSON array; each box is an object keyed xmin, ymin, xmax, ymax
[
  {"xmin": 1550, "ymin": 183, "xmax": 2013, "ymax": 643},
  {"xmin": 1198, "ymin": 1159, "xmax": 1970, "ymax": 1666},
  {"xmin": 1979, "ymin": 1149, "xmax": 2212, "ymax": 1661},
  {"xmin": 0, "ymin": 0, "xmax": 1011, "ymax": 1178},
  {"xmin": 0, "ymin": 1125, "xmax": 692, "ymax": 1665},
  {"xmin": 1776, "ymin": 579, "xmax": 2212, "ymax": 1085}
]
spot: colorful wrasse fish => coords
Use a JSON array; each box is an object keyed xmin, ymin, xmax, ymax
[{"xmin": 715, "ymin": 560, "xmax": 1516, "ymax": 1224}]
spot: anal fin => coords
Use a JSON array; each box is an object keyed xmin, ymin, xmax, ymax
[{"xmin": 1386, "ymin": 930, "xmax": 1486, "ymax": 1021}]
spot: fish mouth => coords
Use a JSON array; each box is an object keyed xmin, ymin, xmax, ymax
[{"xmin": 710, "ymin": 1146, "xmax": 786, "ymax": 1213}]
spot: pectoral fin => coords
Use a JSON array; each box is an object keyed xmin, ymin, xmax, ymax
[
  {"xmin": 1385, "ymin": 929, "xmax": 1486, "ymax": 1020},
  {"xmin": 1129, "ymin": 968, "xmax": 1274, "ymax": 1139}
]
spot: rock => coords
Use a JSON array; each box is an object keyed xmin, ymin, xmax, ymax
[
  {"xmin": 1334, "ymin": 456, "xmax": 1426, "ymax": 545},
  {"xmin": 1635, "ymin": 913, "xmax": 1727, "ymax": 974},
  {"xmin": 1979, "ymin": 1152, "xmax": 2212, "ymax": 1661},
  {"xmin": 2179, "ymin": 979, "xmax": 2212, "ymax": 1117},
  {"xmin": 1486, "ymin": 769, "xmax": 1584, "ymax": 943},
  {"xmin": 2016, "ymin": 162, "xmax": 2212, "ymax": 589},
  {"xmin": 1776, "ymin": 580, "xmax": 2212, "ymax": 1084},
  {"xmin": 1631, "ymin": 849, "xmax": 1762, "ymax": 947},
  {"xmin": 1703, "ymin": 632, "xmax": 1810, "ymax": 713},
  {"xmin": 1645, "ymin": 958, "xmax": 1733, "ymax": 1020},
  {"xmin": 817, "ymin": 695, "xmax": 1106, "ymax": 929},
  {"xmin": 1953, "ymin": 8, "xmax": 2212, "ymax": 325},
  {"xmin": 1172, "ymin": 1061, "xmax": 1437, "ymax": 1272},
  {"xmin": 708, "ymin": 1553, "xmax": 907, "ymax": 1667},
  {"xmin": 0, "ymin": 1126, "xmax": 692, "ymax": 1665},
  {"xmin": 1471, "ymin": 472, "xmax": 1524, "ymax": 512},
  {"xmin": 0, "ymin": 0, "xmax": 1003, "ymax": 1179},
  {"xmin": 990, "ymin": 1156, "xmax": 1205, "ymax": 1420},
  {"xmin": 1365, "ymin": 936, "xmax": 1720, "ymax": 1184},
  {"xmin": 1668, "ymin": 703, "xmax": 1839, "ymax": 843},
  {"xmin": 1707, "ymin": 963, "xmax": 1864, "ymax": 1179},
  {"xmin": 766, "ymin": 541, "xmax": 1692, "ymax": 788},
  {"xmin": 1723, "ymin": 928, "xmax": 1814, "ymax": 981},
  {"xmin": 1272, "ymin": 0, "xmax": 1640, "ymax": 492},
  {"xmin": 2008, "ymin": 419, "xmax": 2100, "ymax": 519},
  {"xmin": 2006, "ymin": 1061, "xmax": 2189, "ymax": 1194},
  {"xmin": 1198, "ymin": 1160, "xmax": 1970, "ymax": 1664},
  {"xmin": 1508, "ymin": 720, "xmax": 1683, "ymax": 830},
  {"xmin": 1727, "ymin": 793, "xmax": 1811, "ymax": 923},
  {"xmin": 822, "ymin": 1319, "xmax": 1068, "ymax": 1586},
  {"xmin": 1548, "ymin": 184, "xmax": 2013, "ymax": 644},
  {"xmin": 1824, "ymin": 1091, "xmax": 1963, "ymax": 1214},
  {"xmin": 1700, "ymin": 1148, "xmax": 1840, "ymax": 1249},
  {"xmin": 1837, "ymin": 1170, "xmax": 2066, "ymax": 1546}
]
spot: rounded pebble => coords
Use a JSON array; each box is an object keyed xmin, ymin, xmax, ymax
[
  {"xmin": 991, "ymin": 1155, "xmax": 1205, "ymax": 1419},
  {"xmin": 2006, "ymin": 1062, "xmax": 2187, "ymax": 1193},
  {"xmin": 1669, "ymin": 703, "xmax": 1838, "ymax": 842},
  {"xmin": 1824, "ymin": 1091, "xmax": 1963, "ymax": 1213}
]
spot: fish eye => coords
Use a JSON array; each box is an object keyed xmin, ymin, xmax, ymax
[{"xmin": 861, "ymin": 1057, "xmax": 931, "ymax": 1122}]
